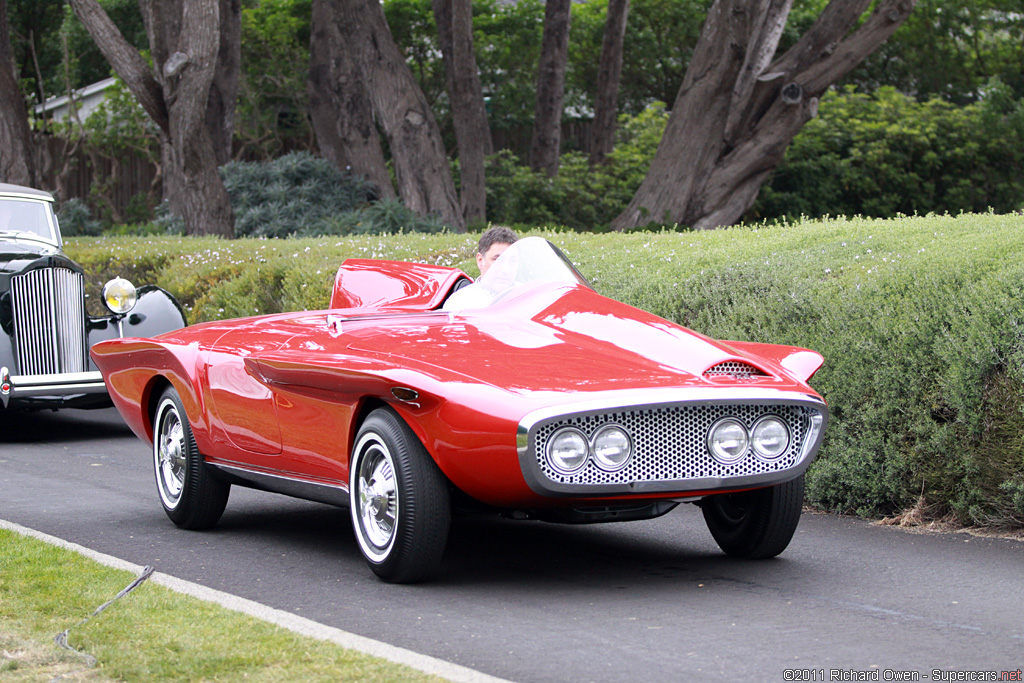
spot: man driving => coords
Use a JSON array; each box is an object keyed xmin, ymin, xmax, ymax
[{"xmin": 443, "ymin": 226, "xmax": 519, "ymax": 311}]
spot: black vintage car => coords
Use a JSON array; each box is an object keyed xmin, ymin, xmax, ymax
[{"xmin": 0, "ymin": 182, "xmax": 186, "ymax": 411}]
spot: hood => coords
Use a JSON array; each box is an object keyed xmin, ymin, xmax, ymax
[
  {"xmin": 0, "ymin": 241, "xmax": 67, "ymax": 275},
  {"xmin": 338, "ymin": 284, "xmax": 806, "ymax": 395}
]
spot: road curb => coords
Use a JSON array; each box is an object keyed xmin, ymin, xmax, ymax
[{"xmin": 1, "ymin": 519, "xmax": 514, "ymax": 683}]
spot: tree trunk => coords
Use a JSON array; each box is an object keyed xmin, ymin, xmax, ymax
[
  {"xmin": 207, "ymin": 0, "xmax": 240, "ymax": 166},
  {"xmin": 70, "ymin": 0, "xmax": 234, "ymax": 237},
  {"xmin": 308, "ymin": 0, "xmax": 394, "ymax": 199},
  {"xmin": 530, "ymin": 0, "xmax": 572, "ymax": 177},
  {"xmin": 589, "ymin": 0, "xmax": 630, "ymax": 166},
  {"xmin": 433, "ymin": 0, "xmax": 491, "ymax": 225},
  {"xmin": 336, "ymin": 0, "xmax": 464, "ymax": 231},
  {"xmin": 0, "ymin": 0, "xmax": 37, "ymax": 186},
  {"xmin": 612, "ymin": 0, "xmax": 917, "ymax": 231}
]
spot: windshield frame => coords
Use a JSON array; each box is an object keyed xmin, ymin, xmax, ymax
[
  {"xmin": 443, "ymin": 237, "xmax": 592, "ymax": 312},
  {"xmin": 0, "ymin": 196, "xmax": 61, "ymax": 248}
]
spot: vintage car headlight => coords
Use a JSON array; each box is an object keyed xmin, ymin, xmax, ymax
[
  {"xmin": 592, "ymin": 425, "xmax": 632, "ymax": 471},
  {"xmin": 546, "ymin": 427, "xmax": 589, "ymax": 475},
  {"xmin": 751, "ymin": 416, "xmax": 790, "ymax": 460},
  {"xmin": 102, "ymin": 277, "xmax": 137, "ymax": 314},
  {"xmin": 707, "ymin": 417, "xmax": 748, "ymax": 464}
]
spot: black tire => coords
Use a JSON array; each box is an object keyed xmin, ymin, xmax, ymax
[
  {"xmin": 153, "ymin": 386, "xmax": 229, "ymax": 530},
  {"xmin": 701, "ymin": 475, "xmax": 805, "ymax": 559},
  {"xmin": 350, "ymin": 408, "xmax": 450, "ymax": 583}
]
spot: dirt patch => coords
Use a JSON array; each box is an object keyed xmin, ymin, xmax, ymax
[{"xmin": 0, "ymin": 628, "xmax": 116, "ymax": 683}]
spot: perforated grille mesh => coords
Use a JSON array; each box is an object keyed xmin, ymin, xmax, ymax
[
  {"xmin": 704, "ymin": 361, "xmax": 768, "ymax": 379},
  {"xmin": 533, "ymin": 403, "xmax": 814, "ymax": 486}
]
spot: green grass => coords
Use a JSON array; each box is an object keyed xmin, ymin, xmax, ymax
[{"xmin": 0, "ymin": 529, "xmax": 449, "ymax": 683}]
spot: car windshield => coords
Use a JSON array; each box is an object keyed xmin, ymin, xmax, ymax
[
  {"xmin": 444, "ymin": 236, "xmax": 590, "ymax": 311},
  {"xmin": 0, "ymin": 198, "xmax": 57, "ymax": 243}
]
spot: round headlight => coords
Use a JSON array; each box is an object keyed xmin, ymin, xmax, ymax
[
  {"xmin": 592, "ymin": 425, "xmax": 632, "ymax": 471},
  {"xmin": 707, "ymin": 417, "xmax": 748, "ymax": 464},
  {"xmin": 546, "ymin": 427, "xmax": 589, "ymax": 475},
  {"xmin": 751, "ymin": 416, "xmax": 790, "ymax": 460},
  {"xmin": 102, "ymin": 277, "xmax": 137, "ymax": 314}
]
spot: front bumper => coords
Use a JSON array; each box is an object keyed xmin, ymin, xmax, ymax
[{"xmin": 1, "ymin": 366, "xmax": 110, "ymax": 409}]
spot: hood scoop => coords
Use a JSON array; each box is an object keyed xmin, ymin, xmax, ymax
[{"xmin": 703, "ymin": 361, "xmax": 770, "ymax": 380}]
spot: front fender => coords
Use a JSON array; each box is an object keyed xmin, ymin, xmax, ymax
[{"xmin": 87, "ymin": 286, "xmax": 187, "ymax": 352}]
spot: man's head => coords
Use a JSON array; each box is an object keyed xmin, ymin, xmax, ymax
[{"xmin": 476, "ymin": 225, "xmax": 518, "ymax": 276}]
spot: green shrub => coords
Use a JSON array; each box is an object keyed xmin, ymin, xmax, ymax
[
  {"xmin": 484, "ymin": 103, "xmax": 666, "ymax": 229},
  {"xmin": 313, "ymin": 199, "xmax": 446, "ymax": 237},
  {"xmin": 484, "ymin": 87, "xmax": 1024, "ymax": 229},
  {"xmin": 221, "ymin": 151, "xmax": 449, "ymax": 238},
  {"xmin": 56, "ymin": 198, "xmax": 102, "ymax": 237},
  {"xmin": 221, "ymin": 151, "xmax": 378, "ymax": 237}
]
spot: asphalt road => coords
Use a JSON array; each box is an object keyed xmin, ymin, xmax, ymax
[{"xmin": 2, "ymin": 407, "xmax": 1022, "ymax": 683}]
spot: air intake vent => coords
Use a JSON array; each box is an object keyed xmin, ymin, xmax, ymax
[
  {"xmin": 10, "ymin": 267, "xmax": 89, "ymax": 375},
  {"xmin": 704, "ymin": 361, "xmax": 769, "ymax": 379}
]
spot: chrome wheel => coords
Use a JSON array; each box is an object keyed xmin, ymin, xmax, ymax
[
  {"xmin": 349, "ymin": 408, "xmax": 450, "ymax": 583},
  {"xmin": 151, "ymin": 386, "xmax": 230, "ymax": 529},
  {"xmin": 353, "ymin": 434, "xmax": 399, "ymax": 559},
  {"xmin": 155, "ymin": 400, "xmax": 187, "ymax": 509}
]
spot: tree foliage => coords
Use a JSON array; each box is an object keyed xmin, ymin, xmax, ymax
[
  {"xmin": 752, "ymin": 83, "xmax": 1024, "ymax": 221},
  {"xmin": 237, "ymin": 0, "xmax": 311, "ymax": 159},
  {"xmin": 847, "ymin": 0, "xmax": 1024, "ymax": 102},
  {"xmin": 11, "ymin": 0, "xmax": 1024, "ymax": 231}
]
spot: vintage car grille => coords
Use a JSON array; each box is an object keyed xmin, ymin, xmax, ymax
[
  {"xmin": 10, "ymin": 267, "xmax": 89, "ymax": 375},
  {"xmin": 533, "ymin": 403, "xmax": 816, "ymax": 486}
]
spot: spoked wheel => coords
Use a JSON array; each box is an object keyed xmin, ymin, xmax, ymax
[
  {"xmin": 350, "ymin": 408, "xmax": 450, "ymax": 583},
  {"xmin": 701, "ymin": 474, "xmax": 805, "ymax": 559},
  {"xmin": 153, "ymin": 386, "xmax": 229, "ymax": 529}
]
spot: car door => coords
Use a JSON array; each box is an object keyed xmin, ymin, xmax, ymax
[{"xmin": 205, "ymin": 322, "xmax": 292, "ymax": 457}]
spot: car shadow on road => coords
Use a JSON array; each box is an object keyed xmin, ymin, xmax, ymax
[
  {"xmin": 200, "ymin": 493, "xmax": 809, "ymax": 589},
  {"xmin": 0, "ymin": 407, "xmax": 132, "ymax": 443},
  {"xmin": 436, "ymin": 512, "xmax": 809, "ymax": 588}
]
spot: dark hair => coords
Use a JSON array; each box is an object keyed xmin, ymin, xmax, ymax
[{"xmin": 477, "ymin": 225, "xmax": 518, "ymax": 255}]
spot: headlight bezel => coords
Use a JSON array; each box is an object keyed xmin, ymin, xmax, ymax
[
  {"xmin": 750, "ymin": 415, "xmax": 790, "ymax": 460},
  {"xmin": 707, "ymin": 416, "xmax": 749, "ymax": 464},
  {"xmin": 591, "ymin": 424, "xmax": 633, "ymax": 472},
  {"xmin": 545, "ymin": 427, "xmax": 590, "ymax": 475},
  {"xmin": 101, "ymin": 276, "xmax": 138, "ymax": 315}
]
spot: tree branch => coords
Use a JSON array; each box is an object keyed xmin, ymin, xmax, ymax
[
  {"xmin": 724, "ymin": 0, "xmax": 793, "ymax": 144},
  {"xmin": 800, "ymin": 0, "xmax": 917, "ymax": 92},
  {"xmin": 67, "ymin": 0, "xmax": 168, "ymax": 131}
]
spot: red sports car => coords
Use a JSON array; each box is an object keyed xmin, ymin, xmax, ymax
[{"xmin": 92, "ymin": 237, "xmax": 828, "ymax": 583}]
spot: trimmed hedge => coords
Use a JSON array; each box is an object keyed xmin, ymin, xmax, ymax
[{"xmin": 66, "ymin": 212, "xmax": 1024, "ymax": 529}]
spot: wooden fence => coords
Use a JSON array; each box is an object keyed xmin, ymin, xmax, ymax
[{"xmin": 36, "ymin": 134, "xmax": 159, "ymax": 222}]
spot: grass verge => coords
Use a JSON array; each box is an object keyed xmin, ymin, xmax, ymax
[{"xmin": 0, "ymin": 528, "xmax": 449, "ymax": 683}]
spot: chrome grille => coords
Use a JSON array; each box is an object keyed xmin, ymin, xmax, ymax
[
  {"xmin": 533, "ymin": 403, "xmax": 815, "ymax": 486},
  {"xmin": 10, "ymin": 267, "xmax": 89, "ymax": 375}
]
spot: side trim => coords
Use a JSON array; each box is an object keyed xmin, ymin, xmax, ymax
[{"xmin": 206, "ymin": 462, "xmax": 349, "ymax": 508}]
